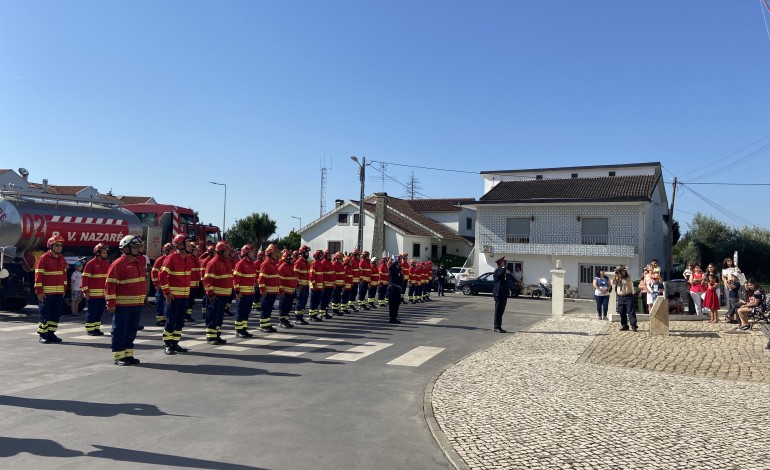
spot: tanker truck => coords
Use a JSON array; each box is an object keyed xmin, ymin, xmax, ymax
[{"xmin": 0, "ymin": 189, "xmax": 143, "ymax": 310}]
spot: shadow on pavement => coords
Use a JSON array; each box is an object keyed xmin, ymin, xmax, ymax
[
  {"xmin": 0, "ymin": 436, "xmax": 85, "ymax": 457},
  {"xmin": 140, "ymin": 362, "xmax": 301, "ymax": 377},
  {"xmin": 87, "ymin": 444, "xmax": 266, "ymax": 469},
  {"xmin": 520, "ymin": 330, "xmax": 591, "ymax": 336},
  {"xmin": 191, "ymin": 350, "xmax": 341, "ymax": 366},
  {"xmin": 0, "ymin": 396, "xmax": 183, "ymax": 418}
]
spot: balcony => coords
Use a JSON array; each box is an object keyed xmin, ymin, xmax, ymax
[
  {"xmin": 506, "ymin": 234, "xmax": 530, "ymax": 244},
  {"xmin": 581, "ymin": 235, "xmax": 608, "ymax": 245},
  {"xmin": 482, "ymin": 235, "xmax": 636, "ymax": 257}
]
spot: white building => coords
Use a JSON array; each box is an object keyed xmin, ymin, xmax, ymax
[
  {"xmin": 300, "ymin": 193, "xmax": 475, "ymax": 261},
  {"xmin": 471, "ymin": 162, "xmax": 669, "ymax": 298}
]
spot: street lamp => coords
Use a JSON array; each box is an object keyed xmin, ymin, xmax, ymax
[
  {"xmin": 351, "ymin": 156, "xmax": 365, "ymax": 251},
  {"xmin": 290, "ymin": 215, "xmax": 302, "ymax": 231},
  {"xmin": 209, "ymin": 181, "xmax": 227, "ymax": 240}
]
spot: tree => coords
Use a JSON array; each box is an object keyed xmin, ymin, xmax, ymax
[
  {"xmin": 268, "ymin": 230, "xmax": 301, "ymax": 252},
  {"xmin": 226, "ymin": 212, "xmax": 277, "ymax": 250},
  {"xmin": 671, "ymin": 219, "xmax": 681, "ymax": 246}
]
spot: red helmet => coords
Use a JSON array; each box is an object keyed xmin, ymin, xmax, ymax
[
  {"xmin": 172, "ymin": 234, "xmax": 187, "ymax": 246},
  {"xmin": 162, "ymin": 243, "xmax": 174, "ymax": 252},
  {"xmin": 292, "ymin": 250, "xmax": 300, "ymax": 258},
  {"xmin": 299, "ymin": 245, "xmax": 311, "ymax": 253},
  {"xmin": 215, "ymin": 241, "xmax": 230, "ymax": 252},
  {"xmin": 265, "ymin": 244, "xmax": 277, "ymax": 255},
  {"xmin": 352, "ymin": 248, "xmax": 361, "ymax": 255},
  {"xmin": 241, "ymin": 244, "xmax": 255, "ymax": 256},
  {"xmin": 362, "ymin": 250, "xmax": 370, "ymax": 258},
  {"xmin": 312, "ymin": 249, "xmax": 323, "ymax": 259},
  {"xmin": 281, "ymin": 248, "xmax": 292, "ymax": 259},
  {"xmin": 47, "ymin": 235, "xmax": 64, "ymax": 248},
  {"xmin": 334, "ymin": 251, "xmax": 343, "ymax": 260},
  {"xmin": 323, "ymin": 249, "xmax": 331, "ymax": 257},
  {"xmin": 93, "ymin": 243, "xmax": 108, "ymax": 254}
]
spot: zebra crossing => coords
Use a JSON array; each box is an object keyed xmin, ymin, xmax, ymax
[{"xmin": 2, "ymin": 315, "xmax": 450, "ymax": 368}]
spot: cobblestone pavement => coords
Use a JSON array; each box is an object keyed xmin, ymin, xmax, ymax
[{"xmin": 431, "ymin": 314, "xmax": 770, "ymax": 470}]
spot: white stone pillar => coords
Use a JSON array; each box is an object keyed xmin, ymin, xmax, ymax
[
  {"xmin": 606, "ymin": 272, "xmax": 616, "ymax": 322},
  {"xmin": 550, "ymin": 265, "xmax": 566, "ymax": 317},
  {"xmin": 649, "ymin": 296, "xmax": 669, "ymax": 336}
]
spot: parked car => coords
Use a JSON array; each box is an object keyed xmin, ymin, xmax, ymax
[{"xmin": 457, "ymin": 272, "xmax": 521, "ymax": 297}]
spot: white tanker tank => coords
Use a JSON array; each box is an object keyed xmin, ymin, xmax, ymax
[{"xmin": 0, "ymin": 189, "xmax": 142, "ymax": 310}]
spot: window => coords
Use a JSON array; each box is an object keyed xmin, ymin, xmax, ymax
[
  {"xmin": 133, "ymin": 212, "xmax": 157, "ymax": 225},
  {"xmin": 571, "ymin": 173, "xmax": 578, "ymax": 178},
  {"xmin": 338, "ymin": 213, "xmax": 349, "ymax": 225},
  {"xmin": 412, "ymin": 243, "xmax": 421, "ymax": 258},
  {"xmin": 466, "ymin": 217, "xmax": 473, "ymax": 230},
  {"xmin": 581, "ymin": 218, "xmax": 608, "ymax": 245},
  {"xmin": 609, "ymin": 171, "xmax": 616, "ymax": 176},
  {"xmin": 506, "ymin": 218, "xmax": 530, "ymax": 243},
  {"xmin": 441, "ymin": 245, "xmax": 447, "ymax": 256},
  {"xmin": 328, "ymin": 241, "xmax": 342, "ymax": 253},
  {"xmin": 352, "ymin": 213, "xmax": 360, "ymax": 225},
  {"xmin": 431, "ymin": 244, "xmax": 438, "ymax": 258}
]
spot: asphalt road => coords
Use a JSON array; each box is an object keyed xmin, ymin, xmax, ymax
[{"xmin": 0, "ymin": 293, "xmax": 552, "ymax": 470}]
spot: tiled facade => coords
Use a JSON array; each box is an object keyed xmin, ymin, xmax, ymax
[{"xmin": 478, "ymin": 205, "xmax": 638, "ymax": 257}]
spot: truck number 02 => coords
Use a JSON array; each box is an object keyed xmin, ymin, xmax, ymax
[{"xmin": 21, "ymin": 213, "xmax": 46, "ymax": 239}]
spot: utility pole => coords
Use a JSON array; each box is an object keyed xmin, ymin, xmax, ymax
[
  {"xmin": 666, "ymin": 177, "xmax": 677, "ymax": 281},
  {"xmin": 351, "ymin": 156, "xmax": 366, "ymax": 250}
]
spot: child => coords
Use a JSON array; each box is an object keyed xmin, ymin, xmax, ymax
[
  {"xmin": 649, "ymin": 273, "xmax": 664, "ymax": 303},
  {"xmin": 668, "ymin": 292, "xmax": 684, "ymax": 314},
  {"xmin": 70, "ymin": 261, "xmax": 84, "ymax": 315},
  {"xmin": 702, "ymin": 273, "xmax": 720, "ymax": 323},
  {"xmin": 724, "ymin": 273, "xmax": 741, "ymax": 323}
]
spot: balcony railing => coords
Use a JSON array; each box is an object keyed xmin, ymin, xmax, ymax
[
  {"xmin": 581, "ymin": 235, "xmax": 609, "ymax": 245},
  {"xmin": 506, "ymin": 234, "xmax": 530, "ymax": 244}
]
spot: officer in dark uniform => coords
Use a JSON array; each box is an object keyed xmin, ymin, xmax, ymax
[
  {"xmin": 492, "ymin": 256, "xmax": 510, "ymax": 333},
  {"xmin": 387, "ymin": 254, "xmax": 404, "ymax": 324}
]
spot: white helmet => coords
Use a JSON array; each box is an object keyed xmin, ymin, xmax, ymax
[{"xmin": 119, "ymin": 235, "xmax": 142, "ymax": 250}]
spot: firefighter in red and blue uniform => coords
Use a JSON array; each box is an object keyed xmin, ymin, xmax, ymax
[
  {"xmin": 233, "ymin": 244, "xmax": 257, "ymax": 338},
  {"xmin": 331, "ymin": 251, "xmax": 345, "ymax": 315},
  {"xmin": 358, "ymin": 251, "xmax": 372, "ymax": 310},
  {"xmin": 185, "ymin": 243, "xmax": 202, "ymax": 323},
  {"xmin": 203, "ymin": 241, "xmax": 233, "ymax": 344},
  {"xmin": 34, "ymin": 235, "xmax": 68, "ymax": 343},
  {"xmin": 278, "ymin": 249, "xmax": 298, "ymax": 327},
  {"xmin": 319, "ymin": 249, "xmax": 334, "ymax": 319},
  {"xmin": 258, "ymin": 244, "xmax": 282, "ymax": 332},
  {"xmin": 105, "ymin": 235, "xmax": 147, "ymax": 365},
  {"xmin": 151, "ymin": 243, "xmax": 173, "ymax": 325},
  {"xmin": 81, "ymin": 242, "xmax": 111, "ymax": 336},
  {"xmin": 377, "ymin": 255, "xmax": 389, "ymax": 307},
  {"xmin": 367, "ymin": 257, "xmax": 380, "ymax": 308},
  {"xmin": 308, "ymin": 250, "xmax": 324, "ymax": 321},
  {"xmin": 293, "ymin": 245, "xmax": 311, "ymax": 324},
  {"xmin": 158, "ymin": 234, "xmax": 194, "ymax": 355},
  {"xmin": 349, "ymin": 249, "xmax": 361, "ymax": 312}
]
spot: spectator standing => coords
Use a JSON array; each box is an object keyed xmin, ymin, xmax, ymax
[
  {"xmin": 612, "ymin": 265, "xmax": 637, "ymax": 332},
  {"xmin": 592, "ymin": 269, "xmax": 610, "ymax": 320},
  {"xmin": 703, "ymin": 274, "xmax": 720, "ymax": 323},
  {"xmin": 492, "ymin": 256, "xmax": 510, "ymax": 333},
  {"xmin": 639, "ymin": 265, "xmax": 651, "ymax": 315},
  {"xmin": 687, "ymin": 264, "xmax": 706, "ymax": 315},
  {"xmin": 705, "ymin": 263, "xmax": 721, "ymax": 308},
  {"xmin": 724, "ymin": 273, "xmax": 741, "ymax": 323},
  {"xmin": 436, "ymin": 264, "xmax": 447, "ymax": 297},
  {"xmin": 70, "ymin": 261, "xmax": 84, "ymax": 315}
]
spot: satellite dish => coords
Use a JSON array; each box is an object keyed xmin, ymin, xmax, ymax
[
  {"xmin": 0, "ymin": 269, "xmax": 8, "ymax": 279},
  {"xmin": 18, "ymin": 168, "xmax": 29, "ymax": 177}
]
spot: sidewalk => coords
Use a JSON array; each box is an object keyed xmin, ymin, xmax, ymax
[{"xmin": 428, "ymin": 314, "xmax": 770, "ymax": 470}]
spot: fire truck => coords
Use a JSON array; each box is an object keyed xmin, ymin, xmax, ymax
[{"xmin": 0, "ymin": 191, "xmax": 221, "ymax": 310}]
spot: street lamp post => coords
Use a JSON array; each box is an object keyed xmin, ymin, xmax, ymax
[
  {"xmin": 290, "ymin": 216, "xmax": 302, "ymax": 231},
  {"xmin": 351, "ymin": 156, "xmax": 365, "ymax": 251},
  {"xmin": 209, "ymin": 181, "xmax": 227, "ymax": 240}
]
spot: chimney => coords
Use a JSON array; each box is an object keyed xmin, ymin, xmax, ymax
[
  {"xmin": 372, "ymin": 192, "xmax": 387, "ymax": 258},
  {"xmin": 43, "ymin": 179, "xmax": 48, "ymax": 192},
  {"xmin": 335, "ymin": 199, "xmax": 344, "ymax": 208}
]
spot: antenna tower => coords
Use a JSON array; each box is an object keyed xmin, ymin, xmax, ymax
[
  {"xmin": 320, "ymin": 157, "xmax": 333, "ymax": 216},
  {"xmin": 378, "ymin": 162, "xmax": 387, "ymax": 192}
]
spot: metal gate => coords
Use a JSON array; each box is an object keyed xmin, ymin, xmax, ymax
[{"xmin": 579, "ymin": 264, "xmax": 611, "ymax": 299}]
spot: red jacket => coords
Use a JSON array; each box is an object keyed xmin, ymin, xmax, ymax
[
  {"xmin": 233, "ymin": 258, "xmax": 257, "ymax": 295},
  {"xmin": 190, "ymin": 256, "xmax": 202, "ymax": 289},
  {"xmin": 259, "ymin": 258, "xmax": 281, "ymax": 295},
  {"xmin": 370, "ymin": 267, "xmax": 379, "ymax": 286},
  {"xmin": 343, "ymin": 264, "xmax": 353, "ymax": 289},
  {"xmin": 359, "ymin": 259, "xmax": 372, "ymax": 283},
  {"xmin": 378, "ymin": 261, "xmax": 389, "ymax": 285},
  {"xmin": 34, "ymin": 251, "xmax": 67, "ymax": 295},
  {"xmin": 203, "ymin": 254, "xmax": 234, "ymax": 296},
  {"xmin": 82, "ymin": 256, "xmax": 110, "ymax": 298},
  {"xmin": 309, "ymin": 259, "xmax": 324, "ymax": 291},
  {"xmin": 159, "ymin": 252, "xmax": 194, "ymax": 298},
  {"xmin": 293, "ymin": 257, "xmax": 310, "ymax": 287},
  {"xmin": 151, "ymin": 254, "xmax": 167, "ymax": 288},
  {"xmin": 278, "ymin": 260, "xmax": 298, "ymax": 292},
  {"xmin": 350, "ymin": 258, "xmax": 361, "ymax": 283},
  {"xmin": 105, "ymin": 255, "xmax": 147, "ymax": 309},
  {"xmin": 401, "ymin": 260, "xmax": 411, "ymax": 281},
  {"xmin": 332, "ymin": 260, "xmax": 345, "ymax": 286}
]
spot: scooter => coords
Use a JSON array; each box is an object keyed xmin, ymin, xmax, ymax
[{"xmin": 531, "ymin": 277, "xmax": 552, "ymax": 299}]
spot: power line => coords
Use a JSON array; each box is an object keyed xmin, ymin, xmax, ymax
[
  {"xmin": 679, "ymin": 134, "xmax": 770, "ymax": 181},
  {"xmin": 677, "ymin": 182, "xmax": 770, "ymax": 186},
  {"xmin": 679, "ymin": 183, "xmax": 754, "ymax": 227},
  {"xmin": 368, "ymin": 160, "xmax": 479, "ymax": 175},
  {"xmin": 367, "ymin": 164, "xmax": 433, "ymax": 199}
]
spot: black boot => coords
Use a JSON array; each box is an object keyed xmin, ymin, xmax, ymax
[
  {"xmin": 39, "ymin": 333, "xmax": 51, "ymax": 344},
  {"xmin": 173, "ymin": 342, "xmax": 189, "ymax": 353},
  {"xmin": 164, "ymin": 341, "xmax": 176, "ymax": 355},
  {"xmin": 309, "ymin": 314, "xmax": 321, "ymax": 322},
  {"xmin": 279, "ymin": 319, "xmax": 294, "ymax": 329},
  {"xmin": 236, "ymin": 329, "xmax": 253, "ymax": 338},
  {"xmin": 48, "ymin": 332, "xmax": 62, "ymax": 343},
  {"xmin": 295, "ymin": 316, "xmax": 309, "ymax": 325}
]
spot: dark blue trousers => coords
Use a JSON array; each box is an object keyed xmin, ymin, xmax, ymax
[
  {"xmin": 111, "ymin": 305, "xmax": 142, "ymax": 360},
  {"xmin": 85, "ymin": 297, "xmax": 107, "ymax": 332},
  {"xmin": 37, "ymin": 294, "xmax": 64, "ymax": 337}
]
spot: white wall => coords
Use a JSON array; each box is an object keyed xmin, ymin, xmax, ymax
[{"xmin": 482, "ymin": 164, "xmax": 659, "ymax": 193}]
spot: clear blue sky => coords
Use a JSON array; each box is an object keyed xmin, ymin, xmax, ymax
[{"xmin": 2, "ymin": 1, "xmax": 769, "ymax": 237}]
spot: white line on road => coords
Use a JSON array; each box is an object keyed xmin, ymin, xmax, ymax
[
  {"xmin": 387, "ymin": 346, "xmax": 445, "ymax": 367},
  {"xmin": 0, "ymin": 325, "xmax": 34, "ymax": 332},
  {"xmin": 417, "ymin": 317, "xmax": 446, "ymax": 325},
  {"xmin": 269, "ymin": 338, "xmax": 338, "ymax": 357},
  {"xmin": 326, "ymin": 342, "xmax": 393, "ymax": 362}
]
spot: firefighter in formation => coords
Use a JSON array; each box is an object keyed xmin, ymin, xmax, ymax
[{"xmin": 34, "ymin": 236, "xmax": 439, "ymax": 364}]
